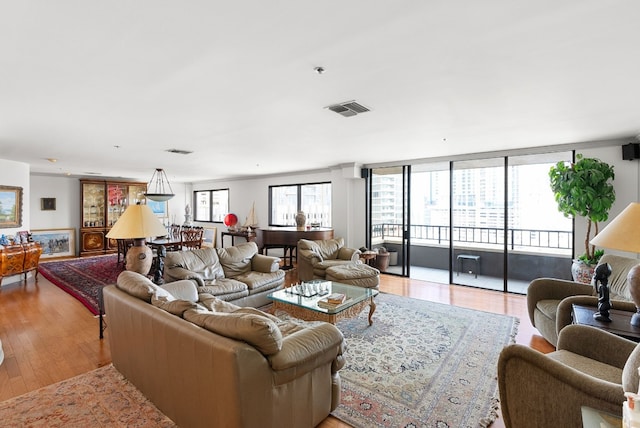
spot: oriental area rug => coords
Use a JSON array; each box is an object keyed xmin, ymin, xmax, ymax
[
  {"xmin": 332, "ymin": 292, "xmax": 519, "ymax": 428},
  {"xmin": 0, "ymin": 364, "xmax": 176, "ymax": 427},
  {"xmin": 38, "ymin": 254, "xmax": 124, "ymax": 315}
]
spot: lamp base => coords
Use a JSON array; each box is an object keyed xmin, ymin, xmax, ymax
[
  {"xmin": 125, "ymin": 238, "xmax": 153, "ymax": 276},
  {"xmin": 628, "ymin": 265, "xmax": 640, "ymax": 327},
  {"xmin": 631, "ymin": 311, "xmax": 640, "ymax": 327}
]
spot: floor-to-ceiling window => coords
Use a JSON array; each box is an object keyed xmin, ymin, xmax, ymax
[{"xmin": 366, "ymin": 150, "xmax": 574, "ymax": 294}]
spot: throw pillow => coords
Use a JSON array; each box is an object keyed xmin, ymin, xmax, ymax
[
  {"xmin": 184, "ymin": 309, "xmax": 283, "ymax": 355},
  {"xmin": 151, "ymin": 288, "xmax": 197, "ymax": 316},
  {"xmin": 162, "ymin": 280, "xmax": 199, "ymax": 302},
  {"xmin": 116, "ymin": 271, "xmax": 158, "ymax": 302}
]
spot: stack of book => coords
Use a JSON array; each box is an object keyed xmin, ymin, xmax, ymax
[{"xmin": 317, "ymin": 293, "xmax": 352, "ymax": 310}]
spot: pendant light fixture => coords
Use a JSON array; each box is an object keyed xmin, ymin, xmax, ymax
[{"xmin": 144, "ymin": 168, "xmax": 175, "ymax": 202}]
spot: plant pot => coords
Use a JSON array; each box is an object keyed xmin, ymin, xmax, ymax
[{"xmin": 571, "ymin": 259, "xmax": 595, "ymax": 284}]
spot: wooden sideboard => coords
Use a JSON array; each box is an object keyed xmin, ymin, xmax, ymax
[{"xmin": 0, "ymin": 242, "xmax": 43, "ymax": 285}]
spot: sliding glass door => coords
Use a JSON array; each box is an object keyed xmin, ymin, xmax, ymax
[
  {"xmin": 365, "ymin": 150, "xmax": 574, "ymax": 293},
  {"xmin": 451, "ymin": 158, "xmax": 506, "ymax": 289},
  {"xmin": 369, "ymin": 166, "xmax": 409, "ymax": 276}
]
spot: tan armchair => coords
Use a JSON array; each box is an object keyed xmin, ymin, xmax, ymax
[
  {"xmin": 297, "ymin": 237, "xmax": 361, "ymax": 281},
  {"xmin": 527, "ymin": 254, "xmax": 638, "ymax": 346},
  {"xmin": 498, "ymin": 324, "xmax": 640, "ymax": 428}
]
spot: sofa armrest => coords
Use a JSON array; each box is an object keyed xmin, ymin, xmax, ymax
[
  {"xmin": 556, "ymin": 324, "xmax": 637, "ymax": 368},
  {"xmin": 251, "ymin": 253, "xmax": 281, "ymax": 273},
  {"xmin": 268, "ymin": 323, "xmax": 344, "ymax": 384},
  {"xmin": 527, "ymin": 277, "xmax": 594, "ymax": 326},
  {"xmin": 165, "ymin": 266, "xmax": 205, "ymax": 287},
  {"xmin": 338, "ymin": 247, "xmax": 361, "ymax": 262},
  {"xmin": 498, "ymin": 343, "xmax": 625, "ymax": 428}
]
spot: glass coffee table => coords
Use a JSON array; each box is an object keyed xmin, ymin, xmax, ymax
[{"xmin": 268, "ymin": 281, "xmax": 378, "ymax": 325}]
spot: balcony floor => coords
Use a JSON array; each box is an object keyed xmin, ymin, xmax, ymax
[{"xmin": 384, "ymin": 265, "xmax": 529, "ymax": 294}]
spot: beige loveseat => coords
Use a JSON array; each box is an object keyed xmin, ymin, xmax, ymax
[
  {"xmin": 103, "ymin": 271, "xmax": 346, "ymax": 428},
  {"xmin": 527, "ymin": 254, "xmax": 639, "ymax": 346},
  {"xmin": 297, "ymin": 237, "xmax": 361, "ymax": 281},
  {"xmin": 163, "ymin": 242, "xmax": 285, "ymax": 307}
]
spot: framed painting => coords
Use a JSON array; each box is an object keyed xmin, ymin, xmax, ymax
[
  {"xmin": 0, "ymin": 185, "xmax": 23, "ymax": 228},
  {"xmin": 147, "ymin": 200, "xmax": 168, "ymax": 219},
  {"xmin": 31, "ymin": 228, "xmax": 76, "ymax": 259},
  {"xmin": 41, "ymin": 197, "xmax": 56, "ymax": 211},
  {"xmin": 202, "ymin": 226, "xmax": 217, "ymax": 248}
]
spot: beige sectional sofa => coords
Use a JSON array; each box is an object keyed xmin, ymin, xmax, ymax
[
  {"xmin": 163, "ymin": 242, "xmax": 285, "ymax": 307},
  {"xmin": 103, "ymin": 271, "xmax": 346, "ymax": 428}
]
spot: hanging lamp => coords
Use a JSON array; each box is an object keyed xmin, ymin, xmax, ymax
[{"xmin": 144, "ymin": 168, "xmax": 175, "ymax": 202}]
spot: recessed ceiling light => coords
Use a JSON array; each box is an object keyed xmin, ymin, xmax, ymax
[
  {"xmin": 314, "ymin": 66, "xmax": 325, "ymax": 74},
  {"xmin": 47, "ymin": 158, "xmax": 57, "ymax": 163}
]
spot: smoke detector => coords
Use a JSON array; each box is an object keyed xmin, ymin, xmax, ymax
[{"xmin": 325, "ymin": 100, "xmax": 371, "ymax": 117}]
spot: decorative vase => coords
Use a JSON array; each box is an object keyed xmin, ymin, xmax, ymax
[
  {"xmin": 295, "ymin": 211, "xmax": 306, "ymax": 229},
  {"xmin": 571, "ymin": 259, "xmax": 595, "ymax": 284}
]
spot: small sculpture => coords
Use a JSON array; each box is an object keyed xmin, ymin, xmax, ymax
[{"xmin": 593, "ymin": 262, "xmax": 612, "ymax": 322}]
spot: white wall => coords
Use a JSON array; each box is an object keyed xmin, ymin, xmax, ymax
[
  {"xmin": 191, "ymin": 165, "xmax": 366, "ymax": 250},
  {"xmin": 0, "ymin": 159, "xmax": 30, "ymax": 237},
  {"xmin": 577, "ymin": 146, "xmax": 640, "ymax": 259},
  {"xmin": 0, "ymin": 159, "xmax": 31, "ymax": 284},
  {"xmin": 3, "ymin": 141, "xmax": 638, "ymax": 276}
]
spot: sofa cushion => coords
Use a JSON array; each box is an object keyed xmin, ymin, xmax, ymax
[
  {"xmin": 217, "ymin": 242, "xmax": 258, "ymax": 277},
  {"xmin": 162, "ymin": 280, "xmax": 199, "ymax": 302},
  {"xmin": 234, "ymin": 270, "xmax": 286, "ymax": 292},
  {"xmin": 151, "ymin": 287, "xmax": 198, "ymax": 316},
  {"xmin": 198, "ymin": 278, "xmax": 249, "ymax": 301},
  {"xmin": 116, "ymin": 271, "xmax": 157, "ymax": 302},
  {"xmin": 599, "ymin": 254, "xmax": 638, "ymax": 301},
  {"xmin": 165, "ymin": 248, "xmax": 224, "ymax": 279},
  {"xmin": 536, "ymin": 299, "xmax": 560, "ymax": 320},
  {"xmin": 184, "ymin": 308, "xmax": 283, "ymax": 355}
]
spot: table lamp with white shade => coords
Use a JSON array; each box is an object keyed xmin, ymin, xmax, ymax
[
  {"xmin": 590, "ymin": 202, "xmax": 640, "ymax": 326},
  {"xmin": 106, "ymin": 203, "xmax": 168, "ymax": 275}
]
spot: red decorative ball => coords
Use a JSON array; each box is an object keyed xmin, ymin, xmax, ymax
[{"xmin": 224, "ymin": 213, "xmax": 238, "ymax": 227}]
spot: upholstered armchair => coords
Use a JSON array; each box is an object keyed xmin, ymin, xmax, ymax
[
  {"xmin": 297, "ymin": 237, "xmax": 361, "ymax": 281},
  {"xmin": 498, "ymin": 324, "xmax": 640, "ymax": 427},
  {"xmin": 527, "ymin": 254, "xmax": 638, "ymax": 346}
]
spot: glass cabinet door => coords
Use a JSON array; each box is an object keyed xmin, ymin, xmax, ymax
[
  {"xmin": 82, "ymin": 182, "xmax": 105, "ymax": 227},
  {"xmin": 107, "ymin": 184, "xmax": 128, "ymax": 227},
  {"xmin": 128, "ymin": 184, "xmax": 146, "ymax": 206}
]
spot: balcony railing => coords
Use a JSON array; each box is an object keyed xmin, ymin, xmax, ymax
[{"xmin": 372, "ymin": 223, "xmax": 571, "ymax": 251}]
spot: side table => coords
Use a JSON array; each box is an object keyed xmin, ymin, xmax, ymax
[{"xmin": 572, "ymin": 304, "xmax": 640, "ymax": 342}]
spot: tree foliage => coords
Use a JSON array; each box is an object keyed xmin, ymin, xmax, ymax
[{"xmin": 549, "ymin": 154, "xmax": 615, "ymax": 264}]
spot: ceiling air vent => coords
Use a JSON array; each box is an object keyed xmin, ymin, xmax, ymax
[
  {"xmin": 165, "ymin": 149, "xmax": 193, "ymax": 155},
  {"xmin": 325, "ymin": 100, "xmax": 370, "ymax": 117}
]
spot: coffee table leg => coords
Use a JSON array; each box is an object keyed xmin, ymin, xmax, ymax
[{"xmin": 368, "ymin": 297, "xmax": 376, "ymax": 326}]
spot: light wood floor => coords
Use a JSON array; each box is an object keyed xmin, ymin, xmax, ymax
[{"xmin": 0, "ymin": 267, "xmax": 554, "ymax": 427}]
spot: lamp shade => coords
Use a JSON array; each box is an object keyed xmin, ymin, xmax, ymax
[
  {"xmin": 106, "ymin": 204, "xmax": 168, "ymax": 239},
  {"xmin": 590, "ymin": 202, "xmax": 640, "ymax": 253}
]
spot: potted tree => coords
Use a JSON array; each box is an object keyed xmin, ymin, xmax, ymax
[{"xmin": 549, "ymin": 154, "xmax": 615, "ymax": 283}]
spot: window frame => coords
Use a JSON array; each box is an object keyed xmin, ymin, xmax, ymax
[
  {"xmin": 193, "ymin": 188, "xmax": 229, "ymax": 223},
  {"xmin": 268, "ymin": 181, "xmax": 331, "ymax": 227}
]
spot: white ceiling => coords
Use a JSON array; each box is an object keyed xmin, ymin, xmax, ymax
[{"xmin": 1, "ymin": 1, "xmax": 639, "ymax": 183}]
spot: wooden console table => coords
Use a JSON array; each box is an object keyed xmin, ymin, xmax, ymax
[
  {"xmin": 572, "ymin": 304, "xmax": 640, "ymax": 342},
  {"xmin": 0, "ymin": 242, "xmax": 43, "ymax": 285},
  {"xmin": 221, "ymin": 230, "xmax": 256, "ymax": 247}
]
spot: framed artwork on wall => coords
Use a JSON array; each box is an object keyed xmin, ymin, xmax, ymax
[
  {"xmin": 202, "ymin": 226, "xmax": 217, "ymax": 248},
  {"xmin": 0, "ymin": 185, "xmax": 23, "ymax": 228},
  {"xmin": 147, "ymin": 200, "xmax": 168, "ymax": 220},
  {"xmin": 31, "ymin": 228, "xmax": 76, "ymax": 259},
  {"xmin": 41, "ymin": 197, "xmax": 56, "ymax": 211}
]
